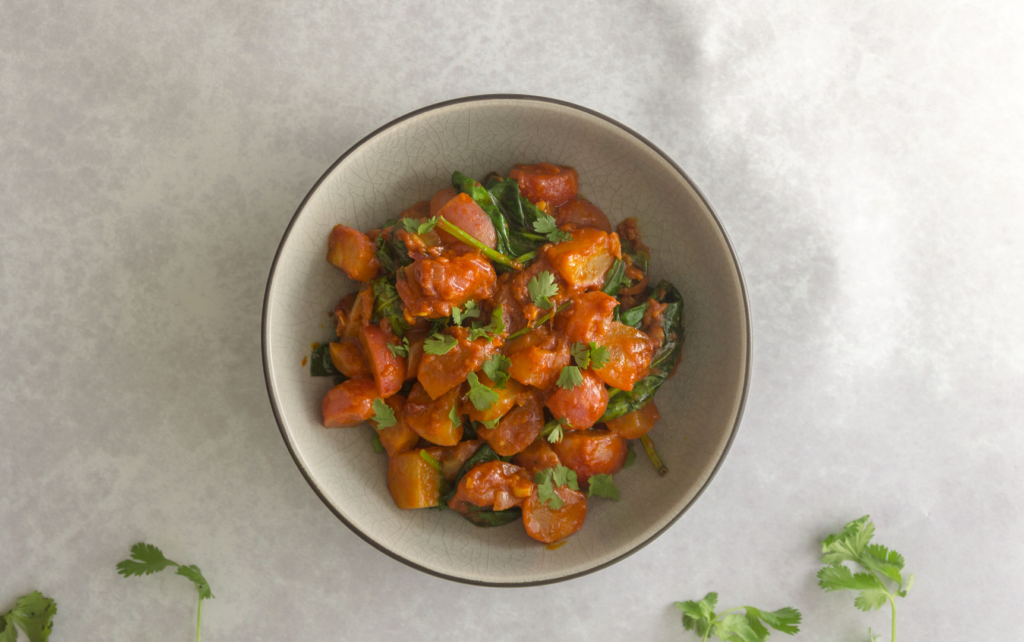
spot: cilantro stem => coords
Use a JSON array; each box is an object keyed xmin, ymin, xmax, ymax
[
  {"xmin": 515, "ymin": 250, "xmax": 537, "ymax": 264},
  {"xmin": 196, "ymin": 596, "xmax": 203, "ymax": 642},
  {"xmin": 889, "ymin": 593, "xmax": 897, "ymax": 642},
  {"xmin": 436, "ymin": 218, "xmax": 522, "ymax": 270},
  {"xmin": 506, "ymin": 301, "xmax": 573, "ymax": 340},
  {"xmin": 639, "ymin": 434, "xmax": 668, "ymax": 476}
]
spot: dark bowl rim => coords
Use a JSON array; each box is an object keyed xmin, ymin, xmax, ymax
[{"xmin": 261, "ymin": 93, "xmax": 752, "ymax": 587}]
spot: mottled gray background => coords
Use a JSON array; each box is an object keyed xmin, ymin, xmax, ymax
[{"xmin": 2, "ymin": 0, "xmax": 1021, "ymax": 640}]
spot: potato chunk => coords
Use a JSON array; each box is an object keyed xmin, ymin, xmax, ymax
[
  {"xmin": 544, "ymin": 369, "xmax": 608, "ymax": 430},
  {"xmin": 592, "ymin": 321, "xmax": 653, "ymax": 392},
  {"xmin": 605, "ymin": 400, "xmax": 661, "ymax": 439},
  {"xmin": 544, "ymin": 227, "xmax": 621, "ymax": 290},
  {"xmin": 476, "ymin": 391, "xmax": 544, "ymax": 457},
  {"xmin": 404, "ymin": 381, "xmax": 464, "ymax": 446},
  {"xmin": 550, "ymin": 429, "xmax": 627, "ymax": 487},
  {"xmin": 357, "ymin": 325, "xmax": 406, "ymax": 398},
  {"xmin": 388, "ymin": 449, "xmax": 443, "ymax": 509},
  {"xmin": 327, "ymin": 225, "xmax": 379, "ymax": 282},
  {"xmin": 321, "ymin": 377, "xmax": 377, "ymax": 428},
  {"xmin": 522, "ymin": 485, "xmax": 587, "ymax": 543}
]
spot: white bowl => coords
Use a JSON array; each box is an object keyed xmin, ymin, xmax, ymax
[{"xmin": 262, "ymin": 95, "xmax": 750, "ymax": 586}]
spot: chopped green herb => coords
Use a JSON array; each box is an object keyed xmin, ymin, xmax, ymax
[
  {"xmin": 117, "ymin": 543, "xmax": 214, "ymax": 642},
  {"xmin": 588, "ymin": 342, "xmax": 610, "ymax": 369},
  {"xmin": 468, "ymin": 305, "xmax": 506, "ymax": 341},
  {"xmin": 452, "ymin": 300, "xmax": 480, "ymax": 326},
  {"xmin": 401, "ymin": 216, "xmax": 439, "ymax": 235},
  {"xmin": 466, "ymin": 372, "xmax": 500, "ymax": 411},
  {"xmin": 371, "ymin": 398, "xmax": 397, "ymax": 429},
  {"xmin": 557, "ymin": 365, "xmax": 584, "ymax": 390},
  {"xmin": 527, "ymin": 271, "xmax": 559, "ymax": 310},
  {"xmin": 533, "ymin": 213, "xmax": 572, "ymax": 243},
  {"xmin": 0, "ymin": 591, "xmax": 57, "ymax": 642},
  {"xmin": 534, "ymin": 465, "xmax": 579, "ymax": 510},
  {"xmin": 386, "ymin": 337, "xmax": 410, "ymax": 358},
  {"xmin": 587, "ymin": 473, "xmax": 620, "ymax": 500},
  {"xmin": 480, "ymin": 417, "xmax": 500, "ymax": 431},
  {"xmin": 675, "ymin": 592, "xmax": 801, "ymax": 641},
  {"xmin": 571, "ymin": 342, "xmax": 591, "ymax": 369},
  {"xmin": 424, "ymin": 333, "xmax": 457, "ymax": 355},
  {"xmin": 448, "ymin": 402, "xmax": 461, "ymax": 429},
  {"xmin": 371, "ymin": 430, "xmax": 385, "ymax": 454},
  {"xmin": 481, "ymin": 354, "xmax": 511, "ymax": 389}
]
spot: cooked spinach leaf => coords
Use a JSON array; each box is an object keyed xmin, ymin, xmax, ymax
[
  {"xmin": 371, "ymin": 277, "xmax": 408, "ymax": 337},
  {"xmin": 310, "ymin": 342, "xmax": 341, "ymax": 377}
]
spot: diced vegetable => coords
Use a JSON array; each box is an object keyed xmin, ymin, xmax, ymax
[
  {"xmin": 436, "ymin": 440, "xmax": 484, "ymax": 481},
  {"xmin": 605, "ymin": 400, "xmax": 661, "ymax": 439},
  {"xmin": 544, "ymin": 227, "xmax": 621, "ymax": 290},
  {"xmin": 521, "ymin": 484, "xmax": 587, "ymax": 543},
  {"xmin": 396, "ymin": 252, "xmax": 496, "ymax": 319},
  {"xmin": 403, "ymin": 328, "xmax": 428, "ymax": 381},
  {"xmin": 329, "ymin": 339, "xmax": 371, "ymax": 379},
  {"xmin": 373, "ymin": 394, "xmax": 420, "ymax": 457},
  {"xmin": 555, "ymin": 197, "xmax": 611, "ymax": 232},
  {"xmin": 592, "ymin": 321, "xmax": 653, "ymax": 392},
  {"xmin": 321, "ymin": 377, "xmax": 377, "ymax": 428},
  {"xmin": 508, "ymin": 334, "xmax": 570, "ymax": 390},
  {"xmin": 509, "ymin": 163, "xmax": 579, "ymax": 207},
  {"xmin": 550, "ymin": 429, "xmax": 628, "ymax": 487},
  {"xmin": 404, "ymin": 381, "xmax": 464, "ymax": 446},
  {"xmin": 512, "ymin": 439, "xmax": 562, "ymax": 475},
  {"xmin": 449, "ymin": 460, "xmax": 535, "ymax": 512},
  {"xmin": 476, "ymin": 391, "xmax": 544, "ymax": 456},
  {"xmin": 357, "ymin": 324, "xmax": 406, "ymax": 398},
  {"xmin": 327, "ymin": 224, "xmax": 380, "ymax": 282},
  {"xmin": 564, "ymin": 291, "xmax": 618, "ymax": 344},
  {"xmin": 387, "ymin": 449, "xmax": 443, "ymax": 509},
  {"xmin": 464, "ymin": 374, "xmax": 524, "ymax": 423},
  {"xmin": 545, "ymin": 369, "xmax": 609, "ymax": 429},
  {"xmin": 417, "ymin": 326, "xmax": 499, "ymax": 399},
  {"xmin": 436, "ymin": 192, "xmax": 498, "ymax": 249}
]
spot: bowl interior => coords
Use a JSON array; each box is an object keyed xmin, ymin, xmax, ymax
[{"xmin": 263, "ymin": 96, "xmax": 749, "ymax": 585}]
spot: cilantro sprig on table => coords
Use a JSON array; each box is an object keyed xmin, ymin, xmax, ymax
[
  {"xmin": 675, "ymin": 592, "xmax": 801, "ymax": 642},
  {"xmin": 818, "ymin": 516, "xmax": 913, "ymax": 642},
  {"xmin": 534, "ymin": 465, "xmax": 578, "ymax": 510},
  {"xmin": 527, "ymin": 271, "xmax": 559, "ymax": 310},
  {"xmin": 117, "ymin": 543, "xmax": 213, "ymax": 642},
  {"xmin": 533, "ymin": 213, "xmax": 572, "ymax": 243},
  {"xmin": 0, "ymin": 591, "xmax": 57, "ymax": 642}
]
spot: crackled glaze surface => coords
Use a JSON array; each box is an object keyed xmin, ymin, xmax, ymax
[{"xmin": 263, "ymin": 98, "xmax": 749, "ymax": 584}]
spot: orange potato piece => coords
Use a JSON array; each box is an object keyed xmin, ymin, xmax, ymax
[
  {"xmin": 545, "ymin": 369, "xmax": 609, "ymax": 430},
  {"xmin": 321, "ymin": 377, "xmax": 377, "ymax": 428},
  {"xmin": 449, "ymin": 460, "xmax": 535, "ymax": 512},
  {"xmin": 556, "ymin": 197, "xmax": 612, "ymax": 232},
  {"xmin": 544, "ymin": 227, "xmax": 621, "ymax": 291},
  {"xmin": 396, "ymin": 251, "xmax": 496, "ymax": 319},
  {"xmin": 358, "ymin": 324, "xmax": 406, "ymax": 398},
  {"xmin": 605, "ymin": 400, "xmax": 661, "ymax": 439},
  {"xmin": 522, "ymin": 484, "xmax": 587, "ymax": 543},
  {"xmin": 564, "ymin": 291, "xmax": 618, "ymax": 344},
  {"xmin": 417, "ymin": 326, "xmax": 499, "ymax": 399},
  {"xmin": 512, "ymin": 439, "xmax": 562, "ymax": 475},
  {"xmin": 404, "ymin": 381, "xmax": 463, "ymax": 446},
  {"xmin": 463, "ymin": 373, "xmax": 523, "ymax": 422},
  {"xmin": 436, "ymin": 192, "xmax": 498, "ymax": 249},
  {"xmin": 509, "ymin": 163, "xmax": 579, "ymax": 207},
  {"xmin": 507, "ymin": 326, "xmax": 570, "ymax": 390},
  {"xmin": 329, "ymin": 339, "xmax": 371, "ymax": 379},
  {"xmin": 372, "ymin": 395, "xmax": 420, "ymax": 457},
  {"xmin": 592, "ymin": 321, "xmax": 653, "ymax": 392},
  {"xmin": 388, "ymin": 449, "xmax": 443, "ymax": 509},
  {"xmin": 476, "ymin": 391, "xmax": 545, "ymax": 457},
  {"xmin": 327, "ymin": 225, "xmax": 379, "ymax": 282},
  {"xmin": 550, "ymin": 429, "xmax": 627, "ymax": 487}
]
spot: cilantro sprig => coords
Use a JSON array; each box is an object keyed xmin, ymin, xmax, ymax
[
  {"xmin": 386, "ymin": 337, "xmax": 410, "ymax": 358},
  {"xmin": 117, "ymin": 543, "xmax": 214, "ymax": 642},
  {"xmin": 401, "ymin": 216, "xmax": 439, "ymax": 235},
  {"xmin": 540, "ymin": 417, "xmax": 571, "ymax": 443},
  {"xmin": 0, "ymin": 591, "xmax": 57, "ymax": 642},
  {"xmin": 586, "ymin": 473, "xmax": 619, "ymax": 500},
  {"xmin": 424, "ymin": 332, "xmax": 457, "ymax": 355},
  {"xmin": 675, "ymin": 592, "xmax": 801, "ymax": 642},
  {"xmin": 570, "ymin": 341, "xmax": 610, "ymax": 370},
  {"xmin": 467, "ymin": 305, "xmax": 505, "ymax": 341},
  {"xmin": 371, "ymin": 398, "xmax": 397, "ymax": 429},
  {"xmin": 527, "ymin": 271, "xmax": 559, "ymax": 310},
  {"xmin": 533, "ymin": 213, "xmax": 572, "ymax": 243},
  {"xmin": 452, "ymin": 300, "xmax": 480, "ymax": 326},
  {"xmin": 481, "ymin": 354, "xmax": 511, "ymax": 389},
  {"xmin": 466, "ymin": 372, "xmax": 499, "ymax": 411},
  {"xmin": 818, "ymin": 516, "xmax": 913, "ymax": 642},
  {"xmin": 534, "ymin": 465, "xmax": 578, "ymax": 510},
  {"xmin": 556, "ymin": 365, "xmax": 584, "ymax": 390}
]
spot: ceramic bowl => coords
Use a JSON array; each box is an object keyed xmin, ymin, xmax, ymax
[{"xmin": 262, "ymin": 95, "xmax": 750, "ymax": 586}]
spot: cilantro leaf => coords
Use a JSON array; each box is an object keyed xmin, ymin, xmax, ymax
[
  {"xmin": 176, "ymin": 565, "xmax": 213, "ymax": 601},
  {"xmin": 371, "ymin": 398, "xmax": 397, "ymax": 429},
  {"xmin": 571, "ymin": 342, "xmax": 590, "ymax": 369},
  {"xmin": 588, "ymin": 342, "xmax": 610, "ymax": 369},
  {"xmin": 552, "ymin": 464, "xmax": 579, "ymax": 490},
  {"xmin": 449, "ymin": 402, "xmax": 461, "ymax": 429},
  {"xmin": 468, "ymin": 305, "xmax": 506, "ymax": 341},
  {"xmin": 623, "ymin": 443, "xmax": 637, "ymax": 467},
  {"xmin": 481, "ymin": 354, "xmax": 511, "ymax": 389},
  {"xmin": 452, "ymin": 300, "xmax": 480, "ymax": 326},
  {"xmin": 424, "ymin": 332, "xmax": 457, "ymax": 355},
  {"xmin": 0, "ymin": 591, "xmax": 57, "ymax": 642},
  {"xmin": 527, "ymin": 271, "xmax": 559, "ymax": 309},
  {"xmin": 466, "ymin": 372, "xmax": 499, "ymax": 411},
  {"xmin": 115, "ymin": 542, "xmax": 177, "ymax": 577},
  {"xmin": 371, "ymin": 430, "xmax": 385, "ymax": 454},
  {"xmin": 533, "ymin": 213, "xmax": 572, "ymax": 243},
  {"xmin": 480, "ymin": 417, "xmax": 500, "ymax": 431},
  {"xmin": 674, "ymin": 592, "xmax": 800, "ymax": 642},
  {"xmin": 534, "ymin": 464, "xmax": 579, "ymax": 510},
  {"xmin": 587, "ymin": 473, "xmax": 619, "ymax": 500},
  {"xmin": 557, "ymin": 365, "xmax": 584, "ymax": 390},
  {"xmin": 419, "ymin": 449, "xmax": 442, "ymax": 473},
  {"xmin": 402, "ymin": 216, "xmax": 439, "ymax": 235},
  {"xmin": 386, "ymin": 337, "xmax": 409, "ymax": 358},
  {"xmin": 545, "ymin": 423, "xmax": 564, "ymax": 443}
]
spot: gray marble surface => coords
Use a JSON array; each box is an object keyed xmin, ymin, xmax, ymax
[{"xmin": 2, "ymin": 0, "xmax": 1021, "ymax": 639}]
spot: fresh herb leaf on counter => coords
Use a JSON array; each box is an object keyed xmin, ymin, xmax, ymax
[
  {"xmin": 371, "ymin": 398, "xmax": 397, "ymax": 428},
  {"xmin": 117, "ymin": 543, "xmax": 214, "ymax": 642},
  {"xmin": 818, "ymin": 516, "xmax": 912, "ymax": 642},
  {"xmin": 527, "ymin": 271, "xmax": 558, "ymax": 310},
  {"xmin": 424, "ymin": 333, "xmax": 457, "ymax": 355},
  {"xmin": 675, "ymin": 592, "xmax": 801, "ymax": 642},
  {"xmin": 0, "ymin": 591, "xmax": 57, "ymax": 642}
]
